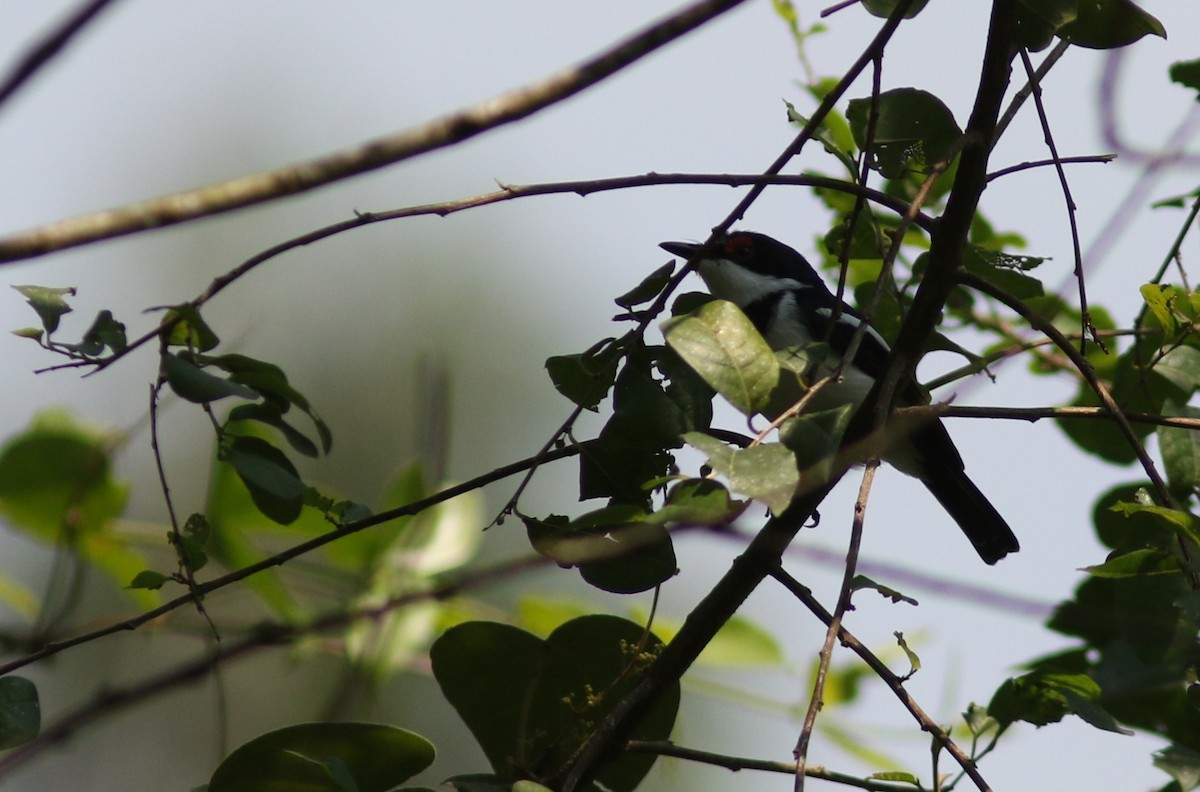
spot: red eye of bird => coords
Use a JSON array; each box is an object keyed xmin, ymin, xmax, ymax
[{"xmin": 723, "ymin": 234, "xmax": 754, "ymax": 259}]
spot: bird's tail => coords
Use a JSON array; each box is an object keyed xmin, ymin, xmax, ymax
[{"xmin": 921, "ymin": 469, "xmax": 1019, "ymax": 565}]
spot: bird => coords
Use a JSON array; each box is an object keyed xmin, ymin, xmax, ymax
[{"xmin": 660, "ymin": 231, "xmax": 1019, "ymax": 564}]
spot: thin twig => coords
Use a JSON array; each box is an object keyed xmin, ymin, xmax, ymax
[
  {"xmin": 1018, "ymin": 47, "xmax": 1096, "ymax": 351},
  {"xmin": 770, "ymin": 565, "xmax": 992, "ymax": 792},
  {"xmin": 0, "ymin": 439, "xmax": 587, "ymax": 676},
  {"xmin": 624, "ymin": 740, "xmax": 918, "ymax": 791},
  {"xmin": 0, "ymin": 0, "xmax": 748, "ymax": 263},
  {"xmin": 41, "ymin": 172, "xmax": 928, "ymax": 379},
  {"xmin": 794, "ymin": 461, "xmax": 877, "ymax": 792},
  {"xmin": 985, "ymin": 153, "xmax": 1115, "ymax": 182},
  {"xmin": 0, "ymin": 553, "xmax": 548, "ymax": 777}
]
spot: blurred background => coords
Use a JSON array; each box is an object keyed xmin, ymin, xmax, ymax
[{"xmin": 1, "ymin": 1, "xmax": 1198, "ymax": 789}]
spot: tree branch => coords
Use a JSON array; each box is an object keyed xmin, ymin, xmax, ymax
[
  {"xmin": 0, "ymin": 0, "xmax": 122, "ymax": 113},
  {"xmin": 0, "ymin": 0, "xmax": 747, "ymax": 263}
]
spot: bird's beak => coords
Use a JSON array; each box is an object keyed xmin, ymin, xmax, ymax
[{"xmin": 659, "ymin": 240, "xmax": 702, "ymax": 259}]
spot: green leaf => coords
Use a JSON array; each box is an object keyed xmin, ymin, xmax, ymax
[
  {"xmin": 1170, "ymin": 59, "xmax": 1200, "ymax": 99},
  {"xmin": 963, "ymin": 245, "xmax": 1045, "ymax": 300},
  {"xmin": 615, "ymin": 261, "xmax": 675, "ymax": 309},
  {"xmin": 662, "ymin": 300, "xmax": 779, "ymax": 416},
  {"xmin": 63, "ymin": 309, "xmax": 127, "ymax": 357},
  {"xmin": 129, "ymin": 570, "xmax": 171, "ymax": 590},
  {"xmin": 861, "ymin": 0, "xmax": 928, "ymax": 19},
  {"xmin": 697, "ymin": 616, "xmax": 785, "ymax": 667},
  {"xmin": 683, "ymin": 432, "xmax": 800, "ymax": 515},
  {"xmin": 207, "ymin": 353, "xmax": 333, "ymax": 453},
  {"xmin": 851, "ymin": 575, "xmax": 918, "ymax": 606},
  {"xmin": 1155, "ymin": 346, "xmax": 1200, "ymax": 399},
  {"xmin": 524, "ymin": 508, "xmax": 676, "ymax": 594},
  {"xmin": 228, "ymin": 402, "xmax": 319, "ymax": 458},
  {"xmin": 545, "ymin": 339, "xmax": 623, "ymax": 411},
  {"xmin": 847, "ymin": 88, "xmax": 963, "ymax": 179},
  {"xmin": 1014, "ymin": 0, "xmax": 1078, "ymax": 50},
  {"xmin": 1154, "ymin": 744, "xmax": 1200, "ymax": 791},
  {"xmin": 161, "ymin": 304, "xmax": 220, "ymax": 351},
  {"xmin": 989, "ymin": 671, "xmax": 1119, "ymax": 731},
  {"xmin": 0, "ymin": 677, "xmax": 39, "ymax": 750},
  {"xmin": 1084, "ymin": 548, "xmax": 1181, "ymax": 578},
  {"xmin": 12, "ymin": 284, "xmax": 74, "ymax": 334},
  {"xmin": 1109, "ymin": 500, "xmax": 1200, "ymax": 547},
  {"xmin": 1159, "ymin": 402, "xmax": 1200, "ymax": 498},
  {"xmin": 1058, "ymin": 0, "xmax": 1166, "ymax": 49},
  {"xmin": 208, "ymin": 722, "xmax": 434, "ymax": 792},
  {"xmin": 221, "ymin": 435, "xmax": 305, "ymax": 525},
  {"xmin": 162, "ymin": 353, "xmax": 258, "ymax": 404},
  {"xmin": 430, "ymin": 617, "xmax": 678, "ymax": 791},
  {"xmin": 779, "ymin": 405, "xmax": 853, "ymax": 476},
  {"xmin": 647, "ymin": 478, "xmax": 745, "ymax": 527},
  {"xmin": 11, "ymin": 327, "xmax": 43, "ymax": 341}
]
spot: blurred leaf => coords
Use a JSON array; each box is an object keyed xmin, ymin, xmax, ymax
[
  {"xmin": 662, "ymin": 300, "xmax": 779, "ymax": 416},
  {"xmin": 847, "ymin": 89, "xmax": 962, "ymax": 178},
  {"xmin": 431, "ymin": 617, "xmax": 677, "ymax": 791},
  {"xmin": 1154, "ymin": 744, "xmax": 1200, "ymax": 791},
  {"xmin": 963, "ymin": 245, "xmax": 1045, "ymax": 300},
  {"xmin": 698, "ymin": 616, "xmax": 785, "ymax": 667},
  {"xmin": 1159, "ymin": 402, "xmax": 1200, "ymax": 499},
  {"xmin": 208, "ymin": 722, "xmax": 434, "ymax": 792},
  {"xmin": 1170, "ymin": 59, "xmax": 1200, "ymax": 99},
  {"xmin": 1058, "ymin": 0, "xmax": 1166, "ymax": 49},
  {"xmin": 515, "ymin": 597, "xmax": 596, "ymax": 638},
  {"xmin": 546, "ymin": 339, "xmax": 623, "ymax": 412},
  {"xmin": 0, "ymin": 677, "xmax": 39, "ymax": 750},
  {"xmin": 12, "ymin": 285, "xmax": 74, "ymax": 334},
  {"xmin": 0, "ymin": 410, "xmax": 131, "ymax": 546}
]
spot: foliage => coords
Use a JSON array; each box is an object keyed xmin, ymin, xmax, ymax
[{"xmin": 0, "ymin": 1, "xmax": 1197, "ymax": 791}]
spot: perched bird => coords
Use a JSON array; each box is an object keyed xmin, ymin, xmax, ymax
[{"xmin": 660, "ymin": 231, "xmax": 1018, "ymax": 564}]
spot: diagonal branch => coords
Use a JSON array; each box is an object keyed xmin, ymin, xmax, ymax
[
  {"xmin": 0, "ymin": 0, "xmax": 748, "ymax": 263},
  {"xmin": 0, "ymin": 0, "xmax": 122, "ymax": 113}
]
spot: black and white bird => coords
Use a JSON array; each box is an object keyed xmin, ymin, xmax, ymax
[{"xmin": 660, "ymin": 231, "xmax": 1019, "ymax": 564}]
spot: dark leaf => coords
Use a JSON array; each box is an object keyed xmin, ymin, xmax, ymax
[
  {"xmin": 162, "ymin": 353, "xmax": 258, "ymax": 404},
  {"xmin": 0, "ymin": 677, "xmax": 39, "ymax": 750},
  {"xmin": 222, "ymin": 435, "xmax": 305, "ymax": 525},
  {"xmin": 208, "ymin": 722, "xmax": 435, "ymax": 792},
  {"xmin": 161, "ymin": 304, "xmax": 220, "ymax": 351},
  {"xmin": 1058, "ymin": 0, "xmax": 1166, "ymax": 49},
  {"xmin": 847, "ymin": 89, "xmax": 962, "ymax": 179},
  {"xmin": 431, "ymin": 617, "xmax": 678, "ymax": 791},
  {"xmin": 615, "ymin": 261, "xmax": 675, "ymax": 309}
]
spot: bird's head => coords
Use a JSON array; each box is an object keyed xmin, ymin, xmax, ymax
[{"xmin": 660, "ymin": 231, "xmax": 827, "ymax": 308}]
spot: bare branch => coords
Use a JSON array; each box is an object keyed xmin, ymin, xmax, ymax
[
  {"xmin": 0, "ymin": 0, "xmax": 122, "ymax": 112},
  {"xmin": 770, "ymin": 565, "xmax": 993, "ymax": 792},
  {"xmin": 0, "ymin": 0, "xmax": 748, "ymax": 263},
  {"xmin": 625, "ymin": 740, "xmax": 917, "ymax": 791}
]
